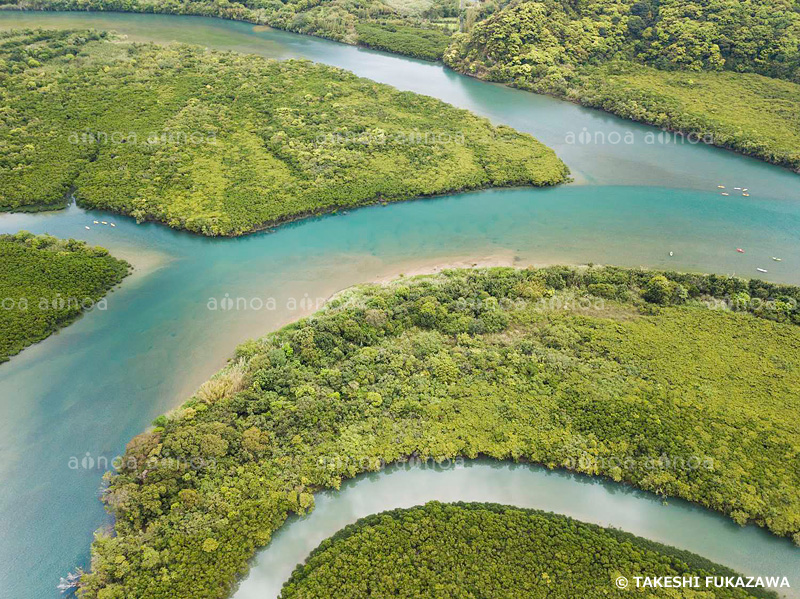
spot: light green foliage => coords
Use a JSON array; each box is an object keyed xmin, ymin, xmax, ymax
[
  {"xmin": 281, "ymin": 502, "xmax": 775, "ymax": 599},
  {"xmin": 0, "ymin": 30, "xmax": 567, "ymax": 235},
  {"xmin": 443, "ymin": 0, "xmax": 800, "ymax": 170},
  {"xmin": 576, "ymin": 63, "xmax": 800, "ymax": 170},
  {"xmin": 79, "ymin": 266, "xmax": 800, "ymax": 598},
  {"xmin": 0, "ymin": 231, "xmax": 130, "ymax": 362}
]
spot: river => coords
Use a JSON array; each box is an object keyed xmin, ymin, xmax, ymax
[
  {"xmin": 0, "ymin": 11, "xmax": 798, "ymax": 599},
  {"xmin": 234, "ymin": 460, "xmax": 800, "ymax": 599}
]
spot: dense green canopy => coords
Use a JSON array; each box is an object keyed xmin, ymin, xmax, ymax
[
  {"xmin": 446, "ymin": 0, "xmax": 800, "ymax": 81},
  {"xmin": 11, "ymin": 0, "xmax": 800, "ymax": 77},
  {"xmin": 79, "ymin": 266, "xmax": 800, "ymax": 599},
  {"xmin": 0, "ymin": 29, "xmax": 567, "ymax": 235},
  {"xmin": 444, "ymin": 0, "xmax": 800, "ymax": 170},
  {"xmin": 0, "ymin": 231, "xmax": 130, "ymax": 362},
  {"xmin": 281, "ymin": 502, "xmax": 776, "ymax": 599}
]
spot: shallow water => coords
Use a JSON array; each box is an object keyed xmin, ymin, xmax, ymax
[{"xmin": 0, "ymin": 11, "xmax": 798, "ymax": 599}]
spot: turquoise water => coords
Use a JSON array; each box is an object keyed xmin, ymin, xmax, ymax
[{"xmin": 0, "ymin": 12, "xmax": 798, "ymax": 599}]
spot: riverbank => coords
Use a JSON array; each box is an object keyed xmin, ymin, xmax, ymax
[
  {"xmin": 3, "ymin": 7, "xmax": 799, "ymax": 173},
  {"xmin": 3, "ymin": 180, "xmax": 800, "ymax": 599},
  {"xmin": 281, "ymin": 502, "xmax": 780, "ymax": 599},
  {"xmin": 0, "ymin": 29, "xmax": 567, "ymax": 236},
  {"xmin": 5, "ymin": 11, "xmax": 800, "ymax": 200},
  {"xmin": 0, "ymin": 231, "xmax": 131, "ymax": 363},
  {"xmin": 235, "ymin": 462, "xmax": 799, "ymax": 599},
  {"xmin": 78, "ymin": 266, "xmax": 800, "ymax": 599},
  {"xmin": 443, "ymin": 60, "xmax": 800, "ymax": 174},
  {"xmin": 2, "ymin": 17, "xmax": 800, "ymax": 595},
  {"xmin": 369, "ymin": 253, "xmax": 518, "ymax": 284},
  {"xmin": 0, "ymin": 2, "xmax": 452, "ymax": 60}
]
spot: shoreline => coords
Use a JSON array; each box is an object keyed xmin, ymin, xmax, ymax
[
  {"xmin": 2, "ymin": 8, "xmax": 798, "ymax": 175},
  {"xmin": 57, "ymin": 178, "xmax": 569, "ymax": 240},
  {"xmin": 369, "ymin": 253, "xmax": 520, "ymax": 284},
  {"xmin": 101, "ymin": 263, "xmax": 800, "ymax": 599},
  {"xmin": 454, "ymin": 68, "xmax": 800, "ymax": 175}
]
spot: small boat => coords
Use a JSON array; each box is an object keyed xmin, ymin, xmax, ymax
[
  {"xmin": 717, "ymin": 185, "xmax": 725, "ymax": 189},
  {"xmin": 772, "ymin": 257, "xmax": 782, "ymax": 261},
  {"xmin": 721, "ymin": 192, "xmax": 729, "ymax": 196},
  {"xmin": 734, "ymin": 187, "xmax": 741, "ymax": 190},
  {"xmin": 669, "ymin": 251, "xmax": 674, "ymax": 257},
  {"xmin": 93, "ymin": 220, "xmax": 99, "ymax": 224},
  {"xmin": 736, "ymin": 248, "xmax": 745, "ymax": 253},
  {"xmin": 85, "ymin": 226, "xmax": 90, "ymax": 230},
  {"xmin": 101, "ymin": 221, "xmax": 108, "ymax": 225},
  {"xmin": 743, "ymin": 193, "xmax": 750, "ymax": 197},
  {"xmin": 743, "ymin": 188, "xmax": 748, "ymax": 192},
  {"xmin": 757, "ymin": 268, "xmax": 768, "ymax": 273},
  {"xmin": 110, "ymin": 223, "xmax": 116, "ymax": 227}
]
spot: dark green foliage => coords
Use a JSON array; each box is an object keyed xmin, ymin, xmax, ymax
[
  {"xmin": 443, "ymin": 0, "xmax": 800, "ymax": 170},
  {"xmin": 281, "ymin": 502, "xmax": 776, "ymax": 599},
  {"xmin": 0, "ymin": 231, "xmax": 130, "ymax": 362},
  {"xmin": 445, "ymin": 0, "xmax": 800, "ymax": 82},
  {"xmin": 78, "ymin": 266, "xmax": 800, "ymax": 599},
  {"xmin": 644, "ymin": 274, "xmax": 682, "ymax": 304},
  {"xmin": 355, "ymin": 23, "xmax": 451, "ymax": 60},
  {"xmin": 0, "ymin": 30, "xmax": 567, "ymax": 235}
]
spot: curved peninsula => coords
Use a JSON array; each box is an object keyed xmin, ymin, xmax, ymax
[
  {"xmin": 80, "ymin": 266, "xmax": 800, "ymax": 599},
  {"xmin": 0, "ymin": 231, "xmax": 130, "ymax": 363},
  {"xmin": 0, "ymin": 29, "xmax": 567, "ymax": 236},
  {"xmin": 281, "ymin": 501, "xmax": 778, "ymax": 599}
]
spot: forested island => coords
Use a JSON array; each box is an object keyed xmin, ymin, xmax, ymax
[
  {"xmin": 79, "ymin": 266, "xmax": 800, "ymax": 599},
  {"xmin": 0, "ymin": 30, "xmax": 567, "ymax": 236},
  {"xmin": 281, "ymin": 502, "xmax": 777, "ymax": 598},
  {"xmin": 3, "ymin": 0, "xmax": 799, "ymax": 170},
  {"xmin": 0, "ymin": 231, "xmax": 130, "ymax": 362}
]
